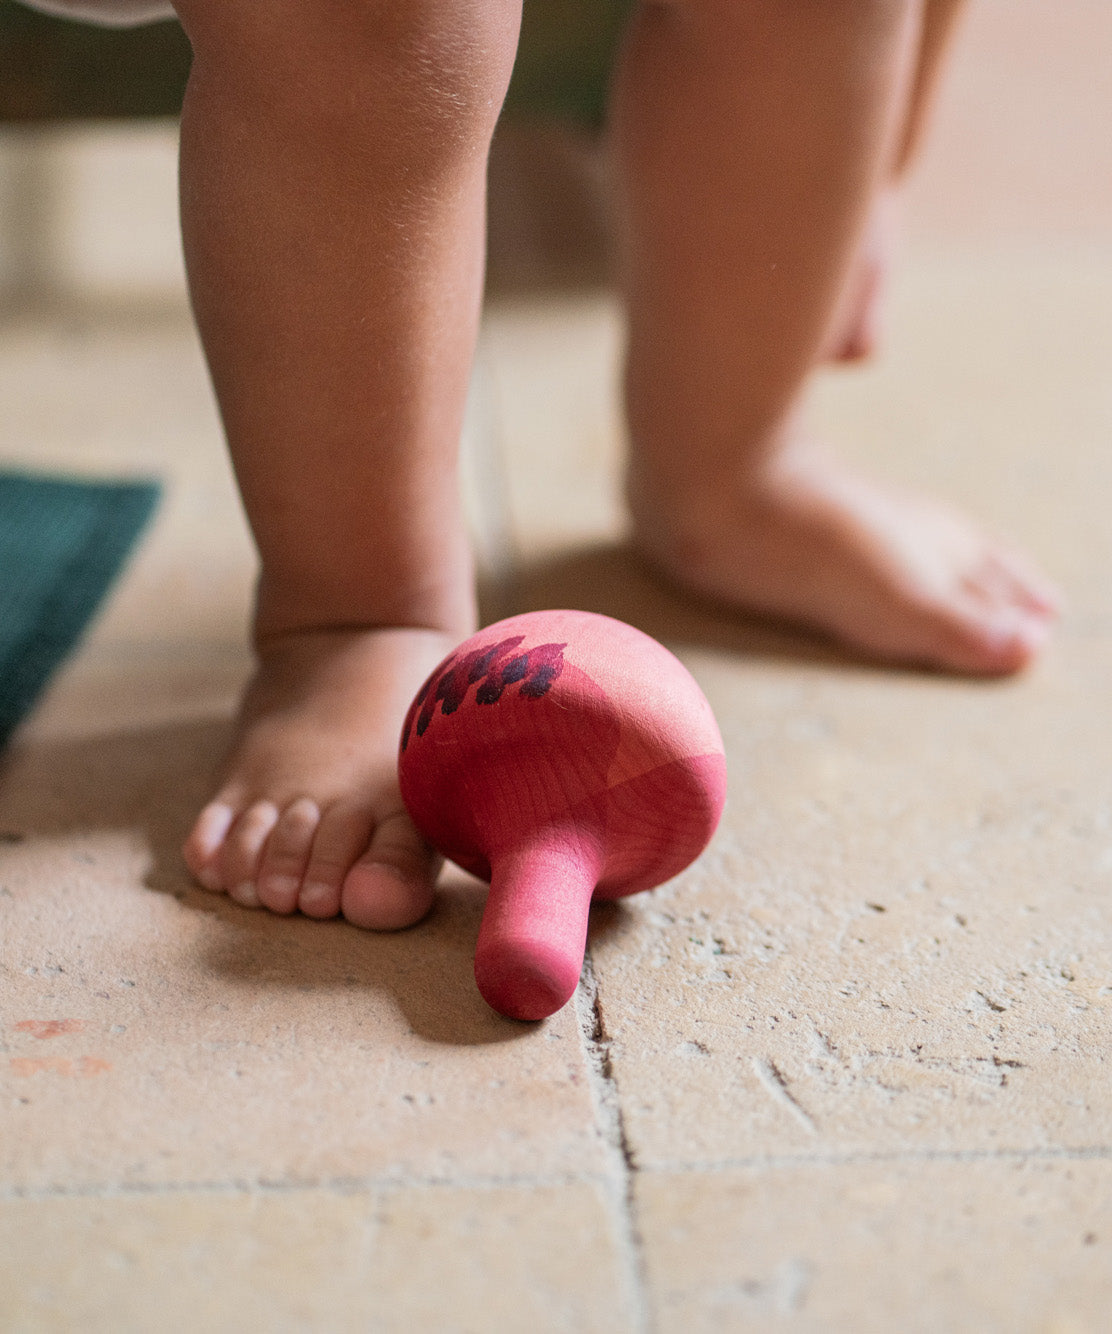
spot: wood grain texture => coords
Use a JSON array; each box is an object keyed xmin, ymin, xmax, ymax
[{"xmin": 398, "ymin": 610, "xmax": 727, "ymax": 1019}]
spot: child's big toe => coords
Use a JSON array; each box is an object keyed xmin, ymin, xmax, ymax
[
  {"xmin": 341, "ymin": 812, "xmax": 437, "ymax": 931},
  {"xmin": 959, "ymin": 606, "xmax": 1050, "ymax": 675}
]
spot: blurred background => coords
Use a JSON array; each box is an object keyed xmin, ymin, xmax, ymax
[
  {"xmin": 2, "ymin": 1, "xmax": 1111, "ymax": 303},
  {"xmin": 0, "ymin": 0, "xmax": 633, "ymax": 306},
  {"xmin": 0, "ymin": 0, "xmax": 628, "ymax": 123}
]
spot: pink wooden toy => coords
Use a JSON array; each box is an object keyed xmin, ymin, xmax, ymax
[{"xmin": 398, "ymin": 610, "xmax": 727, "ymax": 1021}]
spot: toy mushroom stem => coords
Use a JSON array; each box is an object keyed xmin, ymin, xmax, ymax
[{"xmin": 474, "ymin": 830, "xmax": 605, "ymax": 1022}]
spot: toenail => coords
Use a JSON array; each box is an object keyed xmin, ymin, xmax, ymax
[
  {"xmin": 261, "ymin": 874, "xmax": 300, "ymax": 899},
  {"xmin": 367, "ymin": 862, "xmax": 421, "ymax": 893},
  {"xmin": 195, "ymin": 864, "xmax": 224, "ymax": 892},
  {"xmin": 980, "ymin": 614, "xmax": 1049, "ymax": 667},
  {"xmin": 299, "ymin": 882, "xmax": 335, "ymax": 912},
  {"xmin": 1017, "ymin": 621, "xmax": 1051, "ymax": 654},
  {"xmin": 987, "ymin": 616, "xmax": 1034, "ymax": 652},
  {"xmin": 230, "ymin": 881, "xmax": 261, "ymax": 908}
]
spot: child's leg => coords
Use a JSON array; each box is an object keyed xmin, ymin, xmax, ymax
[
  {"xmin": 176, "ymin": 0, "xmax": 521, "ymax": 924},
  {"xmin": 611, "ymin": 0, "xmax": 1058, "ymax": 675},
  {"xmin": 895, "ymin": 0, "xmax": 968, "ymax": 172},
  {"xmin": 826, "ymin": 0, "xmax": 967, "ymax": 362}
]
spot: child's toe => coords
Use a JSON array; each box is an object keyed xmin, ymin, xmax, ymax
[
  {"xmin": 183, "ymin": 800, "xmax": 237, "ymax": 891},
  {"xmin": 989, "ymin": 546, "xmax": 1062, "ymax": 617},
  {"xmin": 220, "ymin": 800, "xmax": 280, "ymax": 905},
  {"xmin": 297, "ymin": 802, "xmax": 373, "ymax": 918},
  {"xmin": 943, "ymin": 601, "xmax": 1048, "ymax": 676},
  {"xmin": 256, "ymin": 797, "xmax": 320, "ymax": 913},
  {"xmin": 341, "ymin": 811, "xmax": 437, "ymax": 931}
]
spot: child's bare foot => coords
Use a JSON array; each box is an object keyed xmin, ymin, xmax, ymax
[
  {"xmin": 629, "ymin": 443, "xmax": 1060, "ymax": 676},
  {"xmin": 182, "ymin": 626, "xmax": 463, "ymax": 929}
]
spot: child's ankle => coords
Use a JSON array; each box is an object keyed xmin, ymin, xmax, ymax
[
  {"xmin": 250, "ymin": 571, "xmax": 477, "ymax": 650},
  {"xmin": 626, "ymin": 439, "xmax": 793, "ymax": 532}
]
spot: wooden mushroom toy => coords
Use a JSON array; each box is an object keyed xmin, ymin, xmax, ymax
[{"xmin": 398, "ymin": 610, "xmax": 727, "ymax": 1021}]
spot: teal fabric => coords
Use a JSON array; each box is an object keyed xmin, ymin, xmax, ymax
[{"xmin": 0, "ymin": 471, "xmax": 159, "ymax": 747}]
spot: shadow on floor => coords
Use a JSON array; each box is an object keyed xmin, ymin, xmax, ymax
[
  {"xmin": 482, "ymin": 538, "xmax": 870, "ymax": 670},
  {"xmin": 486, "ymin": 538, "xmax": 1027, "ymax": 686},
  {"xmin": 0, "ymin": 712, "xmax": 629, "ymax": 1046}
]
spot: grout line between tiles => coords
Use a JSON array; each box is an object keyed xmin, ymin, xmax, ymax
[
  {"xmin": 6, "ymin": 1144, "xmax": 1112, "ymax": 1205},
  {"xmin": 0, "ymin": 1170, "xmax": 618, "ymax": 1204},
  {"xmin": 575, "ymin": 953, "xmax": 653, "ymax": 1334},
  {"xmin": 638, "ymin": 1144, "xmax": 1112, "ymax": 1175}
]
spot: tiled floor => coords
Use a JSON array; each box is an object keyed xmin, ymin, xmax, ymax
[{"xmin": 3, "ymin": 4, "xmax": 1112, "ymax": 1330}]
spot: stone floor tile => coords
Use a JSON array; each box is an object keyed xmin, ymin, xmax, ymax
[
  {"xmin": 0, "ymin": 1180, "xmax": 635, "ymax": 1334},
  {"xmin": 489, "ymin": 240, "xmax": 1112, "ymax": 1165},
  {"xmin": 0, "ymin": 1190, "xmax": 382, "ymax": 1334},
  {"xmin": 574, "ymin": 631, "xmax": 1112, "ymax": 1165},
  {"xmin": 0, "ymin": 796, "xmax": 604, "ymax": 1189},
  {"xmin": 480, "ymin": 228, "xmax": 1112, "ymax": 1166},
  {"xmin": 1, "ymin": 660, "xmax": 607, "ymax": 1191},
  {"xmin": 637, "ymin": 1159, "xmax": 1112, "ymax": 1333},
  {"xmin": 370, "ymin": 1181, "xmax": 638, "ymax": 1333}
]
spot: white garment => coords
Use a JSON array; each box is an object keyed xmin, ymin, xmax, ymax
[{"xmin": 18, "ymin": 0, "xmax": 175, "ymax": 27}]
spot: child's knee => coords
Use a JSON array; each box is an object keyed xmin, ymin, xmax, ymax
[{"xmin": 176, "ymin": 0, "xmax": 521, "ymax": 144}]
